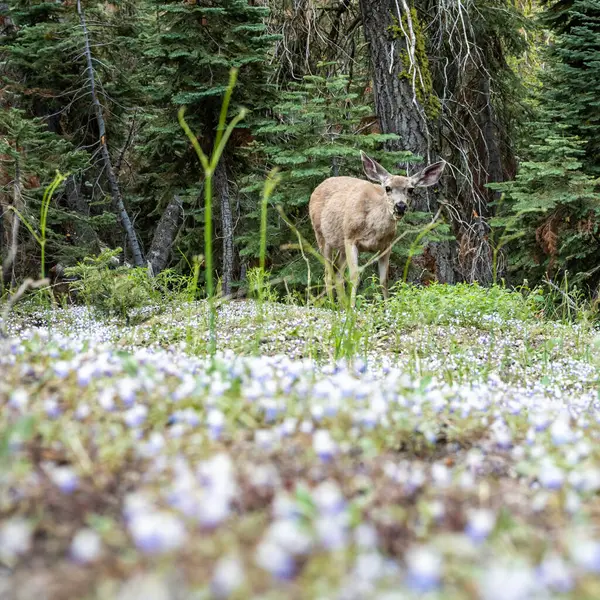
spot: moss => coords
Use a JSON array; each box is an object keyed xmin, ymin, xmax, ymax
[{"xmin": 389, "ymin": 9, "xmax": 441, "ymax": 120}]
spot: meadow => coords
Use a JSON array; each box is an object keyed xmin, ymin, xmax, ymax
[{"xmin": 2, "ymin": 282, "xmax": 600, "ymax": 599}]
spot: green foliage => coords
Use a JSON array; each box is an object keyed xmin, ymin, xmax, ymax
[
  {"xmin": 0, "ymin": 111, "xmax": 89, "ymax": 274},
  {"xmin": 247, "ymin": 267, "xmax": 278, "ymax": 303},
  {"xmin": 542, "ymin": 0, "xmax": 600, "ymax": 177},
  {"xmin": 491, "ymin": 0, "xmax": 600, "ymax": 291},
  {"xmin": 136, "ymin": 0, "xmax": 276, "ymax": 273},
  {"xmin": 65, "ymin": 248, "xmax": 181, "ymax": 323},
  {"xmin": 387, "ymin": 282, "xmax": 541, "ymax": 329}
]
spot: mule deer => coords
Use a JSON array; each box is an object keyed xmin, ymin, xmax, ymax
[{"xmin": 309, "ymin": 151, "xmax": 445, "ymax": 305}]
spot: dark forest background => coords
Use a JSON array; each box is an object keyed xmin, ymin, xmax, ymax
[{"xmin": 1, "ymin": 0, "xmax": 599, "ymax": 300}]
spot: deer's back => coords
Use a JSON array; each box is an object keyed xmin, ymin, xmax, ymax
[{"xmin": 309, "ymin": 176, "xmax": 395, "ymax": 251}]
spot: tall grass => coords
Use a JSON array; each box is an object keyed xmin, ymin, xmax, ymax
[
  {"xmin": 6, "ymin": 170, "xmax": 67, "ymax": 280},
  {"xmin": 178, "ymin": 68, "xmax": 246, "ymax": 356}
]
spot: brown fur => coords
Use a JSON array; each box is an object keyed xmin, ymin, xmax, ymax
[{"xmin": 309, "ymin": 152, "xmax": 445, "ymax": 305}]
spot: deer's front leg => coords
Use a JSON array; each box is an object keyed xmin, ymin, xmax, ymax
[
  {"xmin": 378, "ymin": 250, "xmax": 390, "ymax": 300},
  {"xmin": 345, "ymin": 240, "xmax": 359, "ymax": 308}
]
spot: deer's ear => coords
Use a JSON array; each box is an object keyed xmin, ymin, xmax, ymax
[
  {"xmin": 411, "ymin": 161, "xmax": 446, "ymax": 187},
  {"xmin": 361, "ymin": 151, "xmax": 390, "ymax": 183}
]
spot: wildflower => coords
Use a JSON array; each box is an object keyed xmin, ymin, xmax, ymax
[
  {"xmin": 550, "ymin": 415, "xmax": 572, "ymax": 446},
  {"xmin": 538, "ymin": 461, "xmax": 564, "ymax": 490},
  {"xmin": 211, "ymin": 555, "xmax": 245, "ymax": 598},
  {"xmin": 129, "ymin": 511, "xmax": 186, "ymax": 554},
  {"xmin": 75, "ymin": 404, "xmax": 91, "ymax": 420},
  {"xmin": 254, "ymin": 429, "xmax": 275, "ymax": 450},
  {"xmin": 116, "ymin": 377, "xmax": 138, "ymax": 406},
  {"xmin": 465, "ymin": 509, "xmax": 496, "ymax": 543},
  {"xmin": 405, "ymin": 546, "xmax": 442, "ymax": 593},
  {"xmin": 8, "ymin": 389, "xmax": 28, "ymax": 411},
  {"xmin": 98, "ymin": 388, "xmax": 115, "ymax": 411},
  {"xmin": 431, "ymin": 463, "xmax": 451, "ymax": 488},
  {"xmin": 354, "ymin": 523, "xmax": 378, "ymax": 549},
  {"xmin": 70, "ymin": 528, "xmax": 103, "ymax": 564},
  {"xmin": 207, "ymin": 409, "xmax": 225, "ymax": 439},
  {"xmin": 44, "ymin": 398, "xmax": 61, "ymax": 419},
  {"xmin": 480, "ymin": 565, "xmax": 539, "ymax": 600},
  {"xmin": 124, "ymin": 404, "xmax": 148, "ymax": 428},
  {"xmin": 54, "ymin": 360, "xmax": 71, "ymax": 379},
  {"xmin": 139, "ymin": 432, "xmax": 165, "ymax": 457},
  {"xmin": 280, "ymin": 417, "xmax": 297, "ymax": 436},
  {"xmin": 313, "ymin": 429, "xmax": 337, "ymax": 461},
  {"xmin": 316, "ymin": 515, "xmax": 348, "ymax": 550},
  {"xmin": 77, "ymin": 363, "xmax": 95, "ymax": 386},
  {"xmin": 570, "ymin": 539, "xmax": 600, "ymax": 573},
  {"xmin": 312, "ymin": 481, "xmax": 345, "ymax": 515},
  {"xmin": 49, "ymin": 466, "xmax": 79, "ymax": 494},
  {"xmin": 196, "ymin": 491, "xmax": 230, "ymax": 524},
  {"xmin": 0, "ymin": 518, "xmax": 32, "ymax": 559},
  {"xmin": 537, "ymin": 555, "xmax": 573, "ymax": 593},
  {"xmin": 268, "ymin": 520, "xmax": 312, "ymax": 556},
  {"xmin": 255, "ymin": 540, "xmax": 295, "ymax": 580}
]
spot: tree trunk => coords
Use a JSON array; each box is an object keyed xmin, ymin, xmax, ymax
[
  {"xmin": 147, "ymin": 195, "xmax": 183, "ymax": 276},
  {"xmin": 359, "ymin": 0, "xmax": 460, "ymax": 284},
  {"xmin": 64, "ymin": 175, "xmax": 100, "ymax": 250},
  {"xmin": 214, "ymin": 159, "xmax": 235, "ymax": 297},
  {"xmin": 2, "ymin": 158, "xmax": 22, "ymax": 288},
  {"xmin": 77, "ymin": 0, "xmax": 144, "ymax": 267}
]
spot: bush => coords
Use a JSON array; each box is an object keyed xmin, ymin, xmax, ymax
[{"xmin": 65, "ymin": 248, "xmax": 186, "ymax": 322}]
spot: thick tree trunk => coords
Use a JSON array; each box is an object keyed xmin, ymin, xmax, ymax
[
  {"xmin": 147, "ymin": 195, "xmax": 183, "ymax": 276},
  {"xmin": 359, "ymin": 0, "xmax": 460, "ymax": 284},
  {"xmin": 214, "ymin": 159, "xmax": 235, "ymax": 297},
  {"xmin": 77, "ymin": 0, "xmax": 144, "ymax": 267}
]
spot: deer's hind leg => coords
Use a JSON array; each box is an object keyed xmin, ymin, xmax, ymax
[
  {"xmin": 345, "ymin": 240, "xmax": 360, "ymax": 308},
  {"xmin": 322, "ymin": 243, "xmax": 335, "ymax": 302},
  {"xmin": 333, "ymin": 251, "xmax": 347, "ymax": 303}
]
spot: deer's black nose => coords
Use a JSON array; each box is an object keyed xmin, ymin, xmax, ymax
[{"xmin": 395, "ymin": 202, "xmax": 407, "ymax": 216}]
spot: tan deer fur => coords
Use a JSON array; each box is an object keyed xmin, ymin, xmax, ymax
[{"xmin": 309, "ymin": 151, "xmax": 445, "ymax": 305}]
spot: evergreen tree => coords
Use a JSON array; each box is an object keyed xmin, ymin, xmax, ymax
[
  {"xmin": 0, "ymin": 108, "xmax": 89, "ymax": 284},
  {"xmin": 2, "ymin": 0, "xmax": 146, "ymax": 270},
  {"xmin": 138, "ymin": 0, "xmax": 277, "ymax": 294},
  {"xmin": 492, "ymin": 1, "xmax": 600, "ymax": 291},
  {"xmin": 543, "ymin": 0, "xmax": 600, "ymax": 176},
  {"xmin": 490, "ymin": 122, "xmax": 600, "ymax": 285}
]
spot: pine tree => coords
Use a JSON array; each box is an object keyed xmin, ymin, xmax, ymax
[
  {"xmin": 543, "ymin": 0, "xmax": 600, "ymax": 176},
  {"xmin": 0, "ymin": 108, "xmax": 89, "ymax": 284},
  {"xmin": 2, "ymin": 0, "xmax": 147, "ymax": 270},
  {"xmin": 138, "ymin": 0, "xmax": 277, "ymax": 294},
  {"xmin": 490, "ymin": 122, "xmax": 600, "ymax": 284},
  {"xmin": 492, "ymin": 1, "xmax": 600, "ymax": 290}
]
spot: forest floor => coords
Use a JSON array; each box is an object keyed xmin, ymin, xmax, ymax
[{"xmin": 1, "ymin": 285, "xmax": 600, "ymax": 599}]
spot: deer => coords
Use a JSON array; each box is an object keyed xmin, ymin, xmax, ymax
[{"xmin": 309, "ymin": 151, "xmax": 446, "ymax": 306}]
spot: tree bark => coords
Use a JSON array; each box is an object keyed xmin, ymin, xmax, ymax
[
  {"xmin": 64, "ymin": 175, "xmax": 100, "ymax": 250},
  {"xmin": 147, "ymin": 195, "xmax": 183, "ymax": 276},
  {"xmin": 359, "ymin": 0, "xmax": 460, "ymax": 284},
  {"xmin": 213, "ymin": 159, "xmax": 235, "ymax": 297},
  {"xmin": 77, "ymin": 0, "xmax": 144, "ymax": 267},
  {"xmin": 2, "ymin": 158, "xmax": 21, "ymax": 288}
]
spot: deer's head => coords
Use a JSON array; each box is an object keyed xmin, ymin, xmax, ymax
[{"xmin": 361, "ymin": 151, "xmax": 446, "ymax": 218}]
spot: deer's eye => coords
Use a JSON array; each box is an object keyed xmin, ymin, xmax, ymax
[
  {"xmin": 406, "ymin": 188, "xmax": 414, "ymax": 195},
  {"xmin": 385, "ymin": 186, "xmax": 392, "ymax": 194}
]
